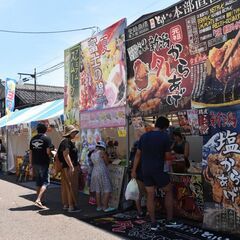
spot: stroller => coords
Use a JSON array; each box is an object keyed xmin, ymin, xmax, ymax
[{"xmin": 17, "ymin": 150, "xmax": 30, "ymax": 182}]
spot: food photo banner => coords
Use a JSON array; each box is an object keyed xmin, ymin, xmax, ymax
[
  {"xmin": 80, "ymin": 19, "xmax": 127, "ymax": 111},
  {"xmin": 202, "ymin": 105, "xmax": 240, "ymax": 234},
  {"xmin": 126, "ymin": 0, "xmax": 240, "ymax": 116}
]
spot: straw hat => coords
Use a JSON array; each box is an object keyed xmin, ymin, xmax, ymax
[{"xmin": 63, "ymin": 125, "xmax": 79, "ymax": 137}]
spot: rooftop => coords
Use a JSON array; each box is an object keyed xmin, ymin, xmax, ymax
[{"xmin": 15, "ymin": 83, "xmax": 64, "ymax": 108}]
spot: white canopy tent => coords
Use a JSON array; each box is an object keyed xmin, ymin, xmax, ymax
[
  {"xmin": 0, "ymin": 99, "xmax": 64, "ymax": 172},
  {"xmin": 0, "ymin": 99, "xmax": 63, "ymax": 127}
]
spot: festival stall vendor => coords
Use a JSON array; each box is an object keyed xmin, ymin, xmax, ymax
[
  {"xmin": 126, "ymin": 0, "xmax": 240, "ymax": 235},
  {"xmin": 0, "ymin": 99, "xmax": 64, "ymax": 179},
  {"xmin": 125, "ymin": 5, "xmax": 206, "ymax": 220},
  {"xmin": 129, "ymin": 113, "xmax": 204, "ymax": 221},
  {"xmin": 75, "ymin": 18, "xmax": 128, "ymax": 210},
  {"xmin": 79, "ymin": 108, "xmax": 127, "ymax": 210}
]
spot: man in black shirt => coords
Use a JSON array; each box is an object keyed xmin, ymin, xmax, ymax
[
  {"xmin": 29, "ymin": 123, "xmax": 52, "ymax": 209},
  {"xmin": 132, "ymin": 116, "xmax": 180, "ymax": 230}
]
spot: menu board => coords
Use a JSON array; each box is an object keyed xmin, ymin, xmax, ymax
[
  {"xmin": 126, "ymin": 0, "xmax": 240, "ymax": 116},
  {"xmin": 202, "ymin": 105, "xmax": 240, "ymax": 234},
  {"xmin": 80, "ymin": 106, "xmax": 125, "ymax": 129},
  {"xmin": 80, "ymin": 19, "xmax": 127, "ymax": 111}
]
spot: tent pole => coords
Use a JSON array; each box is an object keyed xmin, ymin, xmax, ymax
[{"xmin": 6, "ymin": 126, "xmax": 8, "ymax": 174}]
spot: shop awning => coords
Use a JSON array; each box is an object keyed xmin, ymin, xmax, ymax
[{"xmin": 0, "ymin": 99, "xmax": 64, "ymax": 127}]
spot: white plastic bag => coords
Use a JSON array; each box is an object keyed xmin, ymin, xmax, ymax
[{"xmin": 125, "ymin": 179, "xmax": 139, "ymax": 201}]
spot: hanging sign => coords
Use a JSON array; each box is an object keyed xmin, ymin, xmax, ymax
[{"xmin": 117, "ymin": 127, "xmax": 126, "ymax": 137}]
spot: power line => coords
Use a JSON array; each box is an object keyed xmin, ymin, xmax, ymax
[
  {"xmin": 37, "ymin": 62, "xmax": 64, "ymax": 75},
  {"xmin": 37, "ymin": 63, "xmax": 64, "ymax": 77},
  {"xmin": 0, "ymin": 26, "xmax": 99, "ymax": 34}
]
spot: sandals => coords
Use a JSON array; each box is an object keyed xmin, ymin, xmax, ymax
[{"xmin": 34, "ymin": 201, "xmax": 47, "ymax": 209}]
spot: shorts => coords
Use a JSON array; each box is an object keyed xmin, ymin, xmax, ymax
[
  {"xmin": 143, "ymin": 172, "xmax": 170, "ymax": 188},
  {"xmin": 136, "ymin": 170, "xmax": 144, "ymax": 182},
  {"xmin": 33, "ymin": 165, "xmax": 50, "ymax": 187}
]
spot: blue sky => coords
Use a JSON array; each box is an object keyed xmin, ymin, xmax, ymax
[{"xmin": 0, "ymin": 0, "xmax": 179, "ymax": 86}]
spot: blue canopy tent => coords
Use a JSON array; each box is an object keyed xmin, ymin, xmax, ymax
[
  {"xmin": 0, "ymin": 99, "xmax": 64, "ymax": 173},
  {"xmin": 0, "ymin": 99, "xmax": 64, "ymax": 127}
]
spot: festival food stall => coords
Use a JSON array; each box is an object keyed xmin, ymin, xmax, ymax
[
  {"xmin": 69, "ymin": 19, "xmax": 128, "ymax": 209},
  {"xmin": 0, "ymin": 99, "xmax": 64, "ymax": 180},
  {"xmin": 125, "ymin": 0, "xmax": 240, "ymax": 234}
]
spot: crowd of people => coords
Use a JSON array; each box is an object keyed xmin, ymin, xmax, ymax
[
  {"xmin": 29, "ymin": 117, "xmax": 189, "ymax": 230},
  {"xmin": 29, "ymin": 123, "xmax": 114, "ymax": 213}
]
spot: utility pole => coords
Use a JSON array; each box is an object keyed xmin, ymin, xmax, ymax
[{"xmin": 18, "ymin": 68, "xmax": 37, "ymax": 103}]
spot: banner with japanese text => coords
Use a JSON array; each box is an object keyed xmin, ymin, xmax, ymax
[
  {"xmin": 5, "ymin": 78, "xmax": 17, "ymax": 116},
  {"xmin": 202, "ymin": 105, "xmax": 240, "ymax": 234},
  {"xmin": 64, "ymin": 43, "xmax": 81, "ymax": 127},
  {"xmin": 79, "ymin": 19, "xmax": 127, "ymax": 111},
  {"xmin": 126, "ymin": 0, "xmax": 240, "ymax": 116}
]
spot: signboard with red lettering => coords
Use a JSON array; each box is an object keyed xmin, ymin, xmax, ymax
[
  {"xmin": 79, "ymin": 19, "xmax": 127, "ymax": 111},
  {"xmin": 126, "ymin": 0, "xmax": 240, "ymax": 116},
  {"xmin": 202, "ymin": 105, "xmax": 240, "ymax": 234}
]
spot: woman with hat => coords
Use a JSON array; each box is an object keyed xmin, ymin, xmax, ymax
[
  {"xmin": 90, "ymin": 140, "xmax": 115, "ymax": 212},
  {"xmin": 57, "ymin": 125, "xmax": 81, "ymax": 212}
]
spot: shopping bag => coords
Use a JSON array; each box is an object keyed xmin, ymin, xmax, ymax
[
  {"xmin": 125, "ymin": 179, "xmax": 139, "ymax": 201},
  {"xmin": 53, "ymin": 153, "xmax": 62, "ymax": 176}
]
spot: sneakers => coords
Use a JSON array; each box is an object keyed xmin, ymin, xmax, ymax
[
  {"xmin": 96, "ymin": 207, "xmax": 102, "ymax": 211},
  {"xmin": 68, "ymin": 207, "xmax": 82, "ymax": 213},
  {"xmin": 103, "ymin": 207, "xmax": 116, "ymax": 212},
  {"xmin": 150, "ymin": 222, "xmax": 160, "ymax": 231},
  {"xmin": 165, "ymin": 220, "xmax": 182, "ymax": 228}
]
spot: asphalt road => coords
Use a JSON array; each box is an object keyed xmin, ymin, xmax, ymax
[{"xmin": 0, "ymin": 178, "xmax": 122, "ymax": 240}]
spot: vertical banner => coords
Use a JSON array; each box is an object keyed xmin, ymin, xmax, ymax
[
  {"xmin": 5, "ymin": 78, "xmax": 17, "ymax": 116},
  {"xmin": 64, "ymin": 43, "xmax": 81, "ymax": 126},
  {"xmin": 198, "ymin": 109, "xmax": 210, "ymax": 136},
  {"xmin": 202, "ymin": 106, "xmax": 240, "ymax": 234},
  {"xmin": 79, "ymin": 19, "xmax": 127, "ymax": 111}
]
